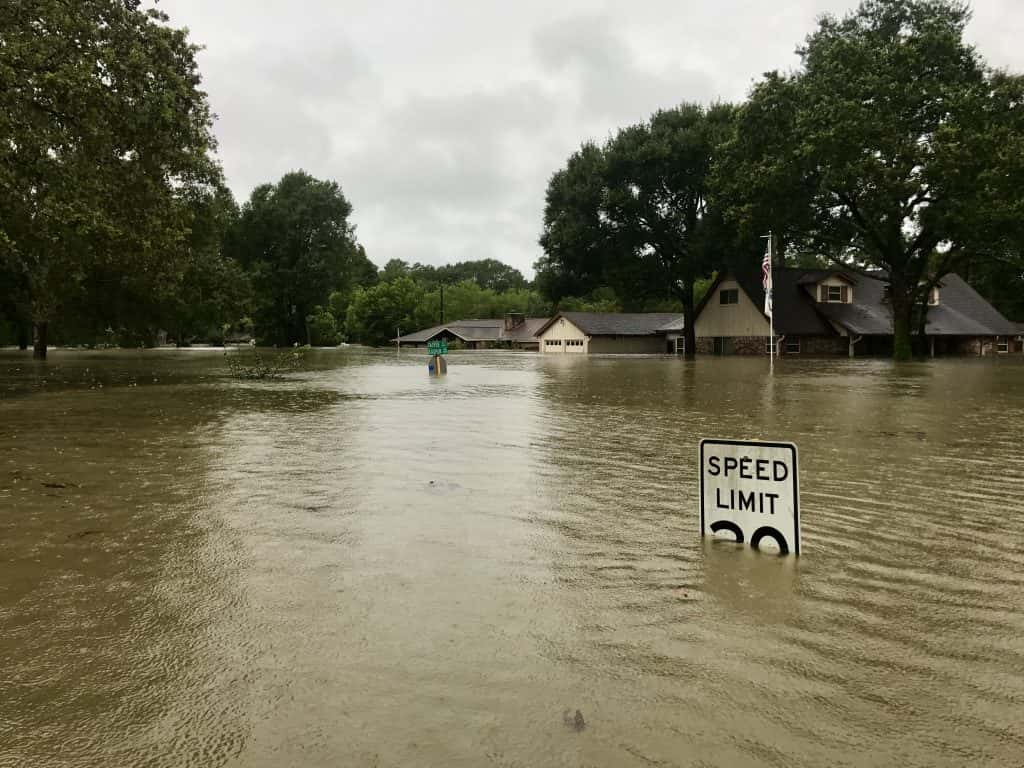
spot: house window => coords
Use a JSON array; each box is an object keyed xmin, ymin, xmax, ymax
[
  {"xmin": 785, "ymin": 339, "xmax": 801, "ymax": 354},
  {"xmin": 997, "ymin": 339, "xmax": 1009, "ymax": 354},
  {"xmin": 566, "ymin": 339, "xmax": 584, "ymax": 347},
  {"xmin": 928, "ymin": 287, "xmax": 940, "ymax": 306},
  {"xmin": 827, "ymin": 285, "xmax": 842, "ymax": 302},
  {"xmin": 766, "ymin": 337, "xmax": 778, "ymax": 354},
  {"xmin": 719, "ymin": 289, "xmax": 739, "ymax": 305},
  {"xmin": 545, "ymin": 339, "xmax": 561, "ymax": 347}
]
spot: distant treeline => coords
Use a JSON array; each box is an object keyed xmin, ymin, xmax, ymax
[{"xmin": 3, "ymin": 0, "xmax": 1023, "ymax": 359}]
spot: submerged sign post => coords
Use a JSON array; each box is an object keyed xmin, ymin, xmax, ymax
[
  {"xmin": 699, "ymin": 439, "xmax": 800, "ymax": 555},
  {"xmin": 427, "ymin": 339, "xmax": 448, "ymax": 376}
]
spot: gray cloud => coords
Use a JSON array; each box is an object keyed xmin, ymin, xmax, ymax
[{"xmin": 160, "ymin": 0, "xmax": 1024, "ymax": 277}]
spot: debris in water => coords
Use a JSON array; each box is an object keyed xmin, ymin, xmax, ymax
[
  {"xmin": 563, "ymin": 709, "xmax": 585, "ymax": 731},
  {"xmin": 70, "ymin": 530, "xmax": 105, "ymax": 539}
]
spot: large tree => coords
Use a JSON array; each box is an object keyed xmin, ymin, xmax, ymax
[
  {"xmin": 345, "ymin": 276, "xmax": 432, "ymax": 347},
  {"xmin": 436, "ymin": 259, "xmax": 526, "ymax": 293},
  {"xmin": 538, "ymin": 104, "xmax": 735, "ymax": 357},
  {"xmin": 716, "ymin": 0, "xmax": 1024, "ymax": 359},
  {"xmin": 160, "ymin": 187, "xmax": 251, "ymax": 346},
  {"xmin": 0, "ymin": 0, "xmax": 220, "ymax": 358},
  {"xmin": 536, "ymin": 142, "xmax": 616, "ymax": 304},
  {"xmin": 227, "ymin": 171, "xmax": 363, "ymax": 345}
]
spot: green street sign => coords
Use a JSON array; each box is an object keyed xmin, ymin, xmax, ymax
[{"xmin": 427, "ymin": 340, "xmax": 449, "ymax": 355}]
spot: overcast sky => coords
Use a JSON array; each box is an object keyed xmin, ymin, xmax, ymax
[{"xmin": 157, "ymin": 0, "xmax": 1024, "ymax": 277}]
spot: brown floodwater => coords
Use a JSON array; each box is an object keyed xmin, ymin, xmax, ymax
[{"xmin": 1, "ymin": 348, "xmax": 1023, "ymax": 767}]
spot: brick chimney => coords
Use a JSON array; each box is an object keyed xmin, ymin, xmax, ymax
[{"xmin": 504, "ymin": 312, "xmax": 525, "ymax": 331}]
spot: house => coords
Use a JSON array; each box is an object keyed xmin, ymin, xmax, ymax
[
  {"xmin": 694, "ymin": 267, "xmax": 1018, "ymax": 356},
  {"xmin": 535, "ymin": 312, "xmax": 684, "ymax": 354},
  {"xmin": 395, "ymin": 313, "xmax": 548, "ymax": 350}
]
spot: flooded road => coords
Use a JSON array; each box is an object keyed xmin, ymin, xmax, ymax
[{"xmin": 2, "ymin": 349, "xmax": 1023, "ymax": 767}]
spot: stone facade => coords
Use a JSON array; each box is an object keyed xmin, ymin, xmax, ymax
[
  {"xmin": 943, "ymin": 336, "xmax": 1013, "ymax": 356},
  {"xmin": 790, "ymin": 335, "xmax": 848, "ymax": 356},
  {"xmin": 696, "ymin": 334, "xmax": 850, "ymax": 356},
  {"xmin": 731, "ymin": 336, "xmax": 766, "ymax": 355}
]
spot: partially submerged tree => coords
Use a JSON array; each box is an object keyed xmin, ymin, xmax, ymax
[
  {"xmin": 161, "ymin": 187, "xmax": 251, "ymax": 346},
  {"xmin": 345, "ymin": 276, "xmax": 431, "ymax": 346},
  {"xmin": 226, "ymin": 171, "xmax": 364, "ymax": 345},
  {"xmin": 0, "ymin": 0, "xmax": 220, "ymax": 358},
  {"xmin": 603, "ymin": 103, "xmax": 735, "ymax": 358},
  {"xmin": 537, "ymin": 104, "xmax": 735, "ymax": 357},
  {"xmin": 716, "ymin": 0, "xmax": 1024, "ymax": 359},
  {"xmin": 536, "ymin": 143, "xmax": 616, "ymax": 305}
]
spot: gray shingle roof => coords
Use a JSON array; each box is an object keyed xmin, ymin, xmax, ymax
[
  {"xmin": 505, "ymin": 317, "xmax": 549, "ymax": 342},
  {"xmin": 733, "ymin": 270, "xmax": 836, "ymax": 336},
  {"xmin": 729, "ymin": 268, "xmax": 1015, "ymax": 337},
  {"xmin": 538, "ymin": 312, "xmax": 684, "ymax": 337},
  {"xmin": 395, "ymin": 318, "xmax": 549, "ymax": 344},
  {"xmin": 927, "ymin": 274, "xmax": 1016, "ymax": 336}
]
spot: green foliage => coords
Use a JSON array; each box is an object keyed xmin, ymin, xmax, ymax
[
  {"xmin": 378, "ymin": 257, "xmax": 527, "ymax": 294},
  {"xmin": 436, "ymin": 259, "xmax": 527, "ymax": 292},
  {"xmin": 161, "ymin": 187, "xmax": 251, "ymax": 346},
  {"xmin": 557, "ymin": 287, "xmax": 623, "ymax": 314},
  {"xmin": 536, "ymin": 143, "xmax": 613, "ymax": 303},
  {"xmin": 226, "ymin": 171, "xmax": 363, "ymax": 346},
  {"xmin": 345, "ymin": 277, "xmax": 432, "ymax": 346},
  {"xmin": 343, "ymin": 276, "xmax": 551, "ymax": 346},
  {"xmin": 306, "ymin": 307, "xmax": 341, "ymax": 346},
  {"xmin": 0, "ymin": 0, "xmax": 221, "ymax": 357},
  {"xmin": 380, "ymin": 259, "xmax": 412, "ymax": 283},
  {"xmin": 714, "ymin": 0, "xmax": 1024, "ymax": 358},
  {"xmin": 538, "ymin": 104, "xmax": 736, "ymax": 356},
  {"xmin": 964, "ymin": 253, "xmax": 1024, "ymax": 322},
  {"xmin": 224, "ymin": 343, "xmax": 308, "ymax": 379}
]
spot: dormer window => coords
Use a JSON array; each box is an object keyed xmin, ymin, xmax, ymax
[
  {"xmin": 819, "ymin": 283, "xmax": 849, "ymax": 303},
  {"xmin": 928, "ymin": 286, "xmax": 939, "ymax": 306}
]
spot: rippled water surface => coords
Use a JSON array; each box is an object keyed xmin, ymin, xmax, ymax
[{"xmin": 2, "ymin": 348, "xmax": 1023, "ymax": 767}]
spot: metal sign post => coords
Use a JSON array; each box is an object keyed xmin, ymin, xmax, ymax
[{"xmin": 427, "ymin": 339, "xmax": 449, "ymax": 376}]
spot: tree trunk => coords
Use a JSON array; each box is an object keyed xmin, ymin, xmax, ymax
[
  {"xmin": 16, "ymin": 323, "xmax": 29, "ymax": 350},
  {"xmin": 682, "ymin": 279, "xmax": 696, "ymax": 360},
  {"xmin": 33, "ymin": 321, "xmax": 48, "ymax": 360},
  {"xmin": 892, "ymin": 301, "xmax": 913, "ymax": 361},
  {"xmin": 914, "ymin": 298, "xmax": 930, "ymax": 358}
]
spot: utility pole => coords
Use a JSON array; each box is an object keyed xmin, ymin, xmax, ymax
[{"xmin": 439, "ymin": 283, "xmax": 445, "ymax": 325}]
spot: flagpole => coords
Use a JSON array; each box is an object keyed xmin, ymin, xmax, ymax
[{"xmin": 769, "ymin": 231, "xmax": 774, "ymax": 370}]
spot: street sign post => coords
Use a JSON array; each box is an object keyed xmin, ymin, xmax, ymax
[
  {"xmin": 427, "ymin": 339, "xmax": 448, "ymax": 376},
  {"xmin": 699, "ymin": 439, "xmax": 800, "ymax": 555}
]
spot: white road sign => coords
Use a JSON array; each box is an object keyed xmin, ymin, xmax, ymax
[{"xmin": 699, "ymin": 439, "xmax": 800, "ymax": 556}]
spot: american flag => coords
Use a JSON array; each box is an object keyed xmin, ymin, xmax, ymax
[{"xmin": 762, "ymin": 240, "xmax": 773, "ymax": 319}]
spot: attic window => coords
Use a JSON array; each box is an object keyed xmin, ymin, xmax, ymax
[
  {"xmin": 720, "ymin": 289, "xmax": 739, "ymax": 305},
  {"xmin": 825, "ymin": 285, "xmax": 844, "ymax": 303}
]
